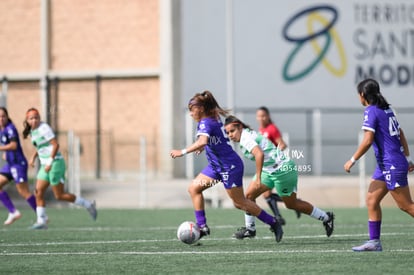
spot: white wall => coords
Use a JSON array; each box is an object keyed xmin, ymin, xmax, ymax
[{"xmin": 177, "ymin": 0, "xmax": 414, "ymax": 175}]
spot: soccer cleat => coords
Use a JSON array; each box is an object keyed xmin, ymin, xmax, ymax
[
  {"xmin": 276, "ymin": 215, "xmax": 286, "ymax": 226},
  {"xmin": 199, "ymin": 225, "xmax": 210, "ymax": 239},
  {"xmin": 87, "ymin": 200, "xmax": 97, "ymax": 220},
  {"xmin": 232, "ymin": 227, "xmax": 256, "ymax": 239},
  {"xmin": 295, "ymin": 209, "xmax": 301, "ymax": 219},
  {"xmin": 352, "ymin": 239, "xmax": 382, "ymax": 252},
  {"xmin": 323, "ymin": 212, "xmax": 335, "ymax": 237},
  {"xmin": 270, "ymin": 220, "xmax": 283, "ymax": 243},
  {"xmin": 4, "ymin": 210, "xmax": 22, "ymax": 225},
  {"xmin": 30, "ymin": 222, "xmax": 48, "ymax": 230}
]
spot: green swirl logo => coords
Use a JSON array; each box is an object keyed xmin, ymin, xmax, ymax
[{"xmin": 282, "ymin": 5, "xmax": 347, "ymax": 82}]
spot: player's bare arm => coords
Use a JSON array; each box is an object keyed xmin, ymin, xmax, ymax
[
  {"xmin": 344, "ymin": 130, "xmax": 374, "ymax": 173},
  {"xmin": 170, "ymin": 135, "xmax": 208, "ymax": 158}
]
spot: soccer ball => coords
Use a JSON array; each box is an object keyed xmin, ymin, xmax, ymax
[{"xmin": 177, "ymin": 221, "xmax": 200, "ymax": 244}]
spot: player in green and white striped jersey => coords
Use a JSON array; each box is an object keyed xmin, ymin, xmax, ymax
[
  {"xmin": 23, "ymin": 108, "xmax": 97, "ymax": 229},
  {"xmin": 224, "ymin": 115, "xmax": 334, "ymax": 240}
]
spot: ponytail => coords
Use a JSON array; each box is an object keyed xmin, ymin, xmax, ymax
[
  {"xmin": 189, "ymin": 90, "xmax": 230, "ymax": 118},
  {"xmin": 357, "ymin": 78, "xmax": 390, "ymax": 109},
  {"xmin": 22, "ymin": 121, "xmax": 31, "ymax": 139}
]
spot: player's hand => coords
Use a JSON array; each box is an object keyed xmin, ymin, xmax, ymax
[
  {"xmin": 253, "ymin": 178, "xmax": 261, "ymax": 189},
  {"xmin": 344, "ymin": 160, "xmax": 354, "ymax": 173},
  {"xmin": 44, "ymin": 165, "xmax": 51, "ymax": 172},
  {"xmin": 29, "ymin": 158, "xmax": 36, "ymax": 168},
  {"xmin": 170, "ymin": 149, "xmax": 183, "ymax": 159}
]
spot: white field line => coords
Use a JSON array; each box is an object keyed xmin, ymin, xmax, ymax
[
  {"xmin": 0, "ymin": 231, "xmax": 412, "ymax": 249},
  {"xmin": 1, "ymin": 222, "xmax": 412, "ymax": 233},
  {"xmin": 0, "ymin": 231, "xmax": 411, "ymax": 247},
  {"xmin": 2, "ymin": 249, "xmax": 414, "ymax": 256}
]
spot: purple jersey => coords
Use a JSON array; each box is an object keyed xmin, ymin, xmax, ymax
[
  {"xmin": 196, "ymin": 117, "xmax": 243, "ymax": 173},
  {"xmin": 0, "ymin": 122, "xmax": 27, "ymax": 165},
  {"xmin": 362, "ymin": 105, "xmax": 406, "ymax": 170}
]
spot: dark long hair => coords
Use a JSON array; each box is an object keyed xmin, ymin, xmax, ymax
[
  {"xmin": 357, "ymin": 78, "xmax": 390, "ymax": 109},
  {"xmin": 0, "ymin": 107, "xmax": 13, "ymax": 124},
  {"xmin": 224, "ymin": 115, "xmax": 251, "ymax": 130},
  {"xmin": 188, "ymin": 90, "xmax": 230, "ymax": 118},
  {"xmin": 257, "ymin": 106, "xmax": 273, "ymax": 124}
]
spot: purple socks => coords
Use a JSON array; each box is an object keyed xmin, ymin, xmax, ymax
[
  {"xmin": 0, "ymin": 191, "xmax": 16, "ymax": 213},
  {"xmin": 257, "ymin": 210, "xmax": 276, "ymax": 226},
  {"xmin": 26, "ymin": 194, "xmax": 37, "ymax": 211},
  {"xmin": 195, "ymin": 209, "xmax": 207, "ymax": 227},
  {"xmin": 369, "ymin": 220, "xmax": 381, "ymax": 240}
]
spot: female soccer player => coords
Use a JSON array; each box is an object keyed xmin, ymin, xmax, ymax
[
  {"xmin": 170, "ymin": 91, "xmax": 283, "ymax": 243},
  {"xmin": 344, "ymin": 78, "xmax": 414, "ymax": 252},
  {"xmin": 224, "ymin": 115, "xmax": 334, "ymax": 239},
  {"xmin": 23, "ymin": 108, "xmax": 97, "ymax": 229},
  {"xmin": 256, "ymin": 106, "xmax": 301, "ymax": 228},
  {"xmin": 0, "ymin": 107, "xmax": 36, "ymax": 225},
  {"xmin": 256, "ymin": 106, "xmax": 287, "ymax": 150}
]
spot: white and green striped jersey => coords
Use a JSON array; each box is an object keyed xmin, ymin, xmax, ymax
[
  {"xmin": 239, "ymin": 128, "xmax": 289, "ymax": 174},
  {"xmin": 30, "ymin": 122, "xmax": 63, "ymax": 165}
]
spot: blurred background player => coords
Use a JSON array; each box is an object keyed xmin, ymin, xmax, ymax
[
  {"xmin": 0, "ymin": 107, "xmax": 36, "ymax": 225},
  {"xmin": 170, "ymin": 91, "xmax": 284, "ymax": 243},
  {"xmin": 344, "ymin": 78, "xmax": 414, "ymax": 252},
  {"xmin": 225, "ymin": 115, "xmax": 334, "ymax": 239},
  {"xmin": 23, "ymin": 108, "xmax": 97, "ymax": 229},
  {"xmin": 256, "ymin": 106, "xmax": 300, "ymax": 224}
]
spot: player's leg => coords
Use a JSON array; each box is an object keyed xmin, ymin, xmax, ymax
[
  {"xmin": 13, "ymin": 164, "xmax": 36, "ymax": 212},
  {"xmin": 51, "ymin": 183, "xmax": 97, "ymax": 220},
  {"xmin": 0, "ymin": 173, "xmax": 22, "ymax": 225},
  {"xmin": 275, "ymin": 165, "xmax": 334, "ymax": 237},
  {"xmin": 233, "ymin": 182, "xmax": 269, "ymax": 239},
  {"xmin": 390, "ymin": 186, "xmax": 414, "ymax": 217},
  {"xmin": 50, "ymin": 159, "xmax": 97, "ymax": 220},
  {"xmin": 188, "ymin": 171, "xmax": 216, "ymax": 237},
  {"xmin": 282, "ymin": 193, "xmax": 334, "ymax": 235},
  {"xmin": 31, "ymin": 178, "xmax": 50, "ymax": 229},
  {"xmin": 262, "ymin": 189, "xmax": 286, "ymax": 225},
  {"xmin": 387, "ymin": 167, "xmax": 414, "ymax": 217},
  {"xmin": 15, "ymin": 182, "xmax": 36, "ymax": 211},
  {"xmin": 352, "ymin": 177, "xmax": 387, "ymax": 251},
  {"xmin": 226, "ymin": 186, "xmax": 283, "ymax": 242}
]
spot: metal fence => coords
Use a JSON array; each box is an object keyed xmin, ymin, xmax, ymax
[{"xmin": 184, "ymin": 107, "xmax": 414, "ymax": 177}]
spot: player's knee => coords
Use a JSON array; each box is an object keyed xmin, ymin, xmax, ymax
[
  {"xmin": 187, "ymin": 185, "xmax": 199, "ymax": 196},
  {"xmin": 188, "ymin": 179, "xmax": 207, "ymax": 195},
  {"xmin": 34, "ymin": 188, "xmax": 43, "ymax": 198},
  {"xmin": 53, "ymin": 192, "xmax": 65, "ymax": 200},
  {"xmin": 231, "ymin": 199, "xmax": 245, "ymax": 210},
  {"xmin": 365, "ymin": 197, "xmax": 379, "ymax": 208},
  {"xmin": 245, "ymin": 193, "xmax": 255, "ymax": 200},
  {"xmin": 232, "ymin": 202, "xmax": 241, "ymax": 209},
  {"xmin": 365, "ymin": 192, "xmax": 378, "ymax": 204},
  {"xmin": 284, "ymin": 201, "xmax": 295, "ymax": 209}
]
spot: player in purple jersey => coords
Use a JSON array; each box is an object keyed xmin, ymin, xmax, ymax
[
  {"xmin": 170, "ymin": 91, "xmax": 283, "ymax": 243},
  {"xmin": 344, "ymin": 78, "xmax": 414, "ymax": 252},
  {"xmin": 0, "ymin": 107, "xmax": 36, "ymax": 225}
]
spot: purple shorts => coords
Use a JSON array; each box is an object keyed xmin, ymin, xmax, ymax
[
  {"xmin": 0, "ymin": 163, "xmax": 28, "ymax": 183},
  {"xmin": 372, "ymin": 165, "xmax": 408, "ymax": 190},
  {"xmin": 201, "ymin": 163, "xmax": 244, "ymax": 189}
]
